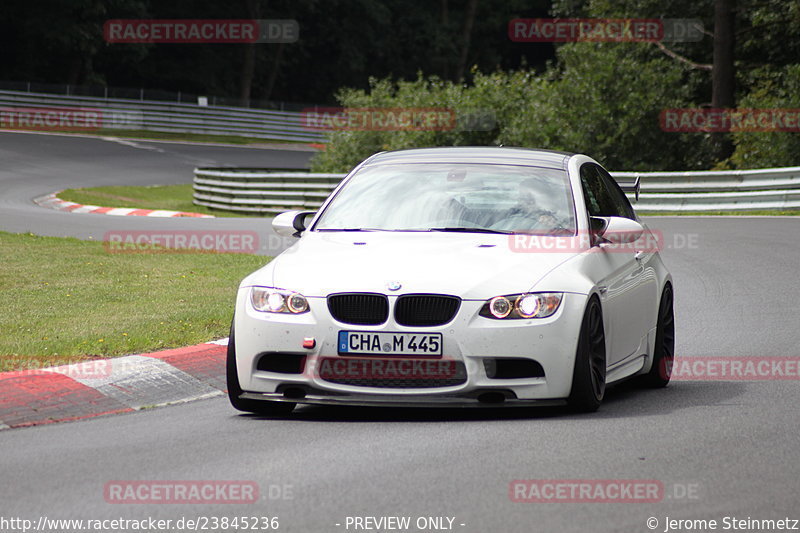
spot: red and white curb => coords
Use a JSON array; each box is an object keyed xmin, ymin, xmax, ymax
[
  {"xmin": 0, "ymin": 338, "xmax": 229, "ymax": 430},
  {"xmin": 34, "ymin": 192, "xmax": 214, "ymax": 218}
]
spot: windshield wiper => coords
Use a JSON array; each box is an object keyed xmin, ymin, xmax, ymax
[{"xmin": 426, "ymin": 227, "xmax": 515, "ymax": 234}]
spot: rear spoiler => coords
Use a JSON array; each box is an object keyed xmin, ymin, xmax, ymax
[{"xmin": 617, "ymin": 175, "xmax": 641, "ymax": 201}]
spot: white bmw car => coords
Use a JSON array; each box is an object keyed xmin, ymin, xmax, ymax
[{"xmin": 227, "ymin": 147, "xmax": 674, "ymax": 414}]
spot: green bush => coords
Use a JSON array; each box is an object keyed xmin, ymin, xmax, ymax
[
  {"xmin": 310, "ymin": 42, "xmax": 717, "ymax": 172},
  {"xmin": 727, "ymin": 65, "xmax": 800, "ymax": 169},
  {"xmin": 499, "ymin": 42, "xmax": 714, "ymax": 171},
  {"xmin": 309, "ymin": 74, "xmax": 508, "ymax": 172}
]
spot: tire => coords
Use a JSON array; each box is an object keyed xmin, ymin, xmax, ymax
[
  {"xmin": 226, "ymin": 319, "xmax": 295, "ymax": 416},
  {"xmin": 567, "ymin": 297, "xmax": 606, "ymax": 413},
  {"xmin": 639, "ymin": 284, "xmax": 675, "ymax": 388}
]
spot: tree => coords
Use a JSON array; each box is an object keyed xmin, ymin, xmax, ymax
[
  {"xmin": 712, "ymin": 0, "xmax": 736, "ymax": 159},
  {"xmin": 239, "ymin": 0, "xmax": 261, "ymax": 107}
]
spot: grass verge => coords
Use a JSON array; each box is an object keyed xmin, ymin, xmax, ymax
[
  {"xmin": 57, "ymin": 184, "xmax": 260, "ymax": 218},
  {"xmin": 0, "ymin": 231, "xmax": 268, "ymax": 370}
]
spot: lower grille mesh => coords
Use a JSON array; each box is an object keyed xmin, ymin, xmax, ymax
[{"xmin": 319, "ymin": 358, "xmax": 467, "ymax": 388}]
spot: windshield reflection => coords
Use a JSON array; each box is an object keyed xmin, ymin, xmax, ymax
[{"xmin": 313, "ymin": 163, "xmax": 576, "ymax": 235}]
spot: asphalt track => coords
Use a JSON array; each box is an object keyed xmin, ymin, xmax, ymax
[
  {"xmin": 0, "ymin": 131, "xmax": 312, "ymax": 254},
  {"xmin": 1, "ymin": 131, "xmax": 799, "ymax": 532}
]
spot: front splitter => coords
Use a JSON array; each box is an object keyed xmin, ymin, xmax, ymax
[{"xmin": 239, "ymin": 391, "xmax": 567, "ymax": 409}]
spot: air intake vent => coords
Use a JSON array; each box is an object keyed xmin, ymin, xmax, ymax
[
  {"xmin": 327, "ymin": 293, "xmax": 389, "ymax": 325},
  {"xmin": 484, "ymin": 358, "xmax": 545, "ymax": 379},
  {"xmin": 255, "ymin": 353, "xmax": 306, "ymax": 374},
  {"xmin": 394, "ymin": 294, "xmax": 461, "ymax": 327}
]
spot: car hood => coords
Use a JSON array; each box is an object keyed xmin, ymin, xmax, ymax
[{"xmin": 243, "ymin": 231, "xmax": 581, "ymax": 300}]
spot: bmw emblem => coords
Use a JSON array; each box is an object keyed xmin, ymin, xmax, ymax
[{"xmin": 387, "ymin": 281, "xmax": 402, "ymax": 291}]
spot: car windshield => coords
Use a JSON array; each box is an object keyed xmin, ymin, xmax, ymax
[{"xmin": 313, "ymin": 163, "xmax": 576, "ymax": 235}]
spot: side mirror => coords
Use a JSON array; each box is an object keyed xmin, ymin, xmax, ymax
[
  {"xmin": 272, "ymin": 210, "xmax": 316, "ymax": 238},
  {"xmin": 591, "ymin": 216, "xmax": 644, "ymax": 245}
]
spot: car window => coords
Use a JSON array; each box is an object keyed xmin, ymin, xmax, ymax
[
  {"xmin": 580, "ymin": 164, "xmax": 620, "ymax": 217},
  {"xmin": 596, "ymin": 166, "xmax": 636, "ymax": 220}
]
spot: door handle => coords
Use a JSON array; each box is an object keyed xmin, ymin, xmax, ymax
[{"xmin": 598, "ymin": 286, "xmax": 608, "ymax": 295}]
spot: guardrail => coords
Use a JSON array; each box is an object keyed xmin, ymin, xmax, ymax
[
  {"xmin": 193, "ymin": 169, "xmax": 342, "ymax": 214},
  {"xmin": 194, "ymin": 166, "xmax": 800, "ymax": 214},
  {"xmin": 614, "ymin": 167, "xmax": 800, "ymax": 211},
  {"xmin": 193, "ymin": 165, "xmax": 800, "ymax": 214},
  {"xmin": 0, "ymin": 89, "xmax": 325, "ymax": 143}
]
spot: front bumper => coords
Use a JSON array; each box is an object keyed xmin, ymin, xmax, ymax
[{"xmin": 233, "ymin": 288, "xmax": 587, "ymax": 406}]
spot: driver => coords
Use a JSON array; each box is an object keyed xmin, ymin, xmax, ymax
[{"xmin": 494, "ymin": 177, "xmax": 563, "ymax": 232}]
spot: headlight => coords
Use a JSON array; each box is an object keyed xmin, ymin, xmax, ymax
[
  {"xmin": 251, "ymin": 287, "xmax": 310, "ymax": 314},
  {"xmin": 480, "ymin": 293, "xmax": 563, "ymax": 319},
  {"xmin": 488, "ymin": 296, "xmax": 513, "ymax": 318}
]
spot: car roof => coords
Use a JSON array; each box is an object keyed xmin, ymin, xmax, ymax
[{"xmin": 363, "ymin": 146, "xmax": 575, "ymax": 170}]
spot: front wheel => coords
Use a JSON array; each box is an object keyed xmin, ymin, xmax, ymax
[
  {"xmin": 226, "ymin": 319, "xmax": 295, "ymax": 416},
  {"xmin": 567, "ymin": 297, "xmax": 606, "ymax": 413}
]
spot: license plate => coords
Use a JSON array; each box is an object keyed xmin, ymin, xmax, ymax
[{"xmin": 338, "ymin": 331, "xmax": 442, "ymax": 356}]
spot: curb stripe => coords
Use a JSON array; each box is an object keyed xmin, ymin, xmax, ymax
[
  {"xmin": 0, "ymin": 339, "xmax": 229, "ymax": 430},
  {"xmin": 106, "ymin": 207, "xmax": 137, "ymax": 216},
  {"xmin": 52, "ymin": 355, "xmax": 220, "ymax": 410},
  {"xmin": 127, "ymin": 208, "xmax": 154, "ymax": 216},
  {"xmin": 33, "ymin": 192, "xmax": 214, "ymax": 218},
  {"xmin": 148, "ymin": 344, "xmax": 228, "ymax": 392},
  {"xmin": 0, "ymin": 371, "xmax": 133, "ymax": 429}
]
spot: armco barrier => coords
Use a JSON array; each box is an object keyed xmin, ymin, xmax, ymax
[
  {"xmin": 193, "ymin": 166, "xmax": 800, "ymax": 214},
  {"xmin": 193, "ymin": 169, "xmax": 343, "ymax": 214},
  {"xmin": 614, "ymin": 167, "xmax": 800, "ymax": 211},
  {"xmin": 0, "ymin": 89, "xmax": 324, "ymax": 143}
]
